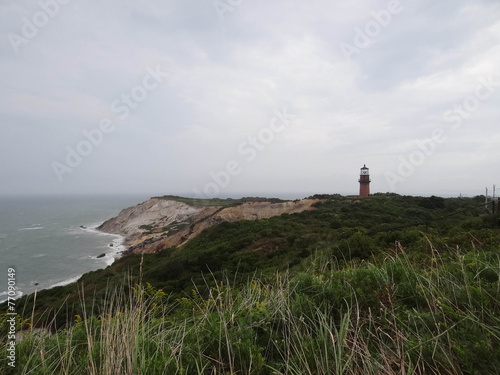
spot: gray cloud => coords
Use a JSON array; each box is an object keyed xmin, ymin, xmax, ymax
[{"xmin": 1, "ymin": 0, "xmax": 499, "ymax": 198}]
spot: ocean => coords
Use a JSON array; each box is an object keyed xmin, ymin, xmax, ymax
[{"xmin": 0, "ymin": 194, "xmax": 149, "ymax": 303}]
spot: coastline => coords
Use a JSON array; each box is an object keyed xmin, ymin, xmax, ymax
[
  {"xmin": 0, "ymin": 194, "xmax": 148, "ymax": 305},
  {"xmin": 80, "ymin": 224, "xmax": 127, "ymax": 266},
  {"xmin": 44, "ymin": 225, "xmax": 127, "ymax": 289},
  {"xmin": 45, "ymin": 227, "xmax": 126, "ymax": 289},
  {"xmin": 0, "ymin": 224, "xmax": 127, "ymax": 304}
]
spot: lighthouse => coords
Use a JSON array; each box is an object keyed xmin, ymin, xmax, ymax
[{"xmin": 359, "ymin": 165, "xmax": 370, "ymax": 197}]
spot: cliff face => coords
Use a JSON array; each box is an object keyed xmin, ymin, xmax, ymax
[
  {"xmin": 98, "ymin": 197, "xmax": 321, "ymax": 254},
  {"xmin": 98, "ymin": 198, "xmax": 217, "ymax": 239}
]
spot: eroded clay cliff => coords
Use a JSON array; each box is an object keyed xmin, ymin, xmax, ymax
[{"xmin": 98, "ymin": 197, "xmax": 321, "ymax": 254}]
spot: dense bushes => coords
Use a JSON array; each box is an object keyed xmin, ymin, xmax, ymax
[{"xmin": 2, "ymin": 247, "xmax": 499, "ymax": 374}]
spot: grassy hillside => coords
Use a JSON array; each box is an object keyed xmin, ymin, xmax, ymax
[{"xmin": 1, "ymin": 194, "xmax": 500, "ymax": 374}]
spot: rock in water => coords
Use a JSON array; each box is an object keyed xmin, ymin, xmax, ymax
[{"xmin": 96, "ymin": 253, "xmax": 106, "ymax": 259}]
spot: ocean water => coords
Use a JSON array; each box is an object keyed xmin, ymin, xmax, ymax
[{"xmin": 0, "ymin": 194, "xmax": 149, "ymax": 303}]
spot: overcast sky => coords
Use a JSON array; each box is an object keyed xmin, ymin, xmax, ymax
[{"xmin": 1, "ymin": 0, "xmax": 499, "ymax": 198}]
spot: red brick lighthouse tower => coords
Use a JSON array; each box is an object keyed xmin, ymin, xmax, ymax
[{"xmin": 359, "ymin": 164, "xmax": 370, "ymax": 197}]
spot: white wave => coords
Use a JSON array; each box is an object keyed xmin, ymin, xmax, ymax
[
  {"xmin": 77, "ymin": 223, "xmax": 126, "ymax": 266},
  {"xmin": 104, "ymin": 236, "xmax": 126, "ymax": 265},
  {"xmin": 79, "ymin": 223, "xmax": 108, "ymax": 234},
  {"xmin": 48, "ymin": 275, "xmax": 82, "ymax": 289},
  {"xmin": 10, "ymin": 224, "xmax": 127, "ymax": 297},
  {"xmin": 18, "ymin": 227, "xmax": 44, "ymax": 231},
  {"xmin": 0, "ymin": 290, "xmax": 23, "ymax": 304}
]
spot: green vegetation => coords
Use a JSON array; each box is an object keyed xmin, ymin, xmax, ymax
[
  {"xmin": 1, "ymin": 194, "xmax": 500, "ymax": 374},
  {"xmin": 139, "ymin": 224, "xmax": 154, "ymax": 231},
  {"xmin": 161, "ymin": 221, "xmax": 192, "ymax": 235},
  {"xmin": 138, "ymin": 224, "xmax": 156, "ymax": 235}
]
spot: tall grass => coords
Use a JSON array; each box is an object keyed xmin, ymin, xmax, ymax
[{"xmin": 1, "ymin": 243, "xmax": 500, "ymax": 374}]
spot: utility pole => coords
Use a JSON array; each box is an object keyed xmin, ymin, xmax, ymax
[
  {"xmin": 494, "ymin": 185, "xmax": 497, "ymax": 214},
  {"xmin": 486, "ymin": 187, "xmax": 489, "ymax": 211}
]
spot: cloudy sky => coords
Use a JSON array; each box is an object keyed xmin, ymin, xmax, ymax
[{"xmin": 1, "ymin": 0, "xmax": 499, "ymax": 198}]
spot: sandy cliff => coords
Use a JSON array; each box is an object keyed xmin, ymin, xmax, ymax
[{"xmin": 98, "ymin": 197, "xmax": 321, "ymax": 254}]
